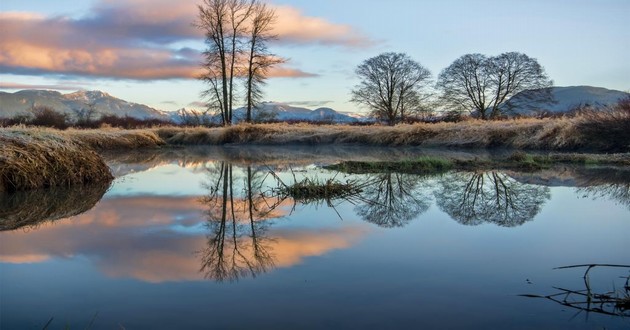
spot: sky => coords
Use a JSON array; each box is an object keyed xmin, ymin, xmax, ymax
[{"xmin": 1, "ymin": 0, "xmax": 628, "ymax": 114}]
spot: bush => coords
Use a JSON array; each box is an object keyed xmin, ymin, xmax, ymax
[
  {"xmin": 575, "ymin": 97, "xmax": 630, "ymax": 152},
  {"xmin": 94, "ymin": 115, "xmax": 173, "ymax": 129},
  {"xmin": 29, "ymin": 105, "xmax": 69, "ymax": 129}
]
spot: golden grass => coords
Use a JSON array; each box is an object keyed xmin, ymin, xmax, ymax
[
  {"xmin": 151, "ymin": 117, "xmax": 594, "ymax": 150},
  {"xmin": 0, "ymin": 129, "xmax": 114, "ymax": 193}
]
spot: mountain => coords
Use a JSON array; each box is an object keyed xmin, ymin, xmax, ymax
[
  {"xmin": 172, "ymin": 102, "xmax": 363, "ymax": 124},
  {"xmin": 0, "ymin": 90, "xmax": 169, "ymax": 120},
  {"xmin": 232, "ymin": 102, "xmax": 361, "ymax": 123},
  {"xmin": 0, "ymin": 90, "xmax": 365, "ymax": 124},
  {"xmin": 505, "ymin": 86, "xmax": 630, "ymax": 116}
]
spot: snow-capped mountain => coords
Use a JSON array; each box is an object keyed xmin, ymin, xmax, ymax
[
  {"xmin": 232, "ymin": 102, "xmax": 360, "ymax": 123},
  {"xmin": 0, "ymin": 90, "xmax": 169, "ymax": 120},
  {"xmin": 0, "ymin": 90, "xmax": 365, "ymax": 124},
  {"xmin": 505, "ymin": 86, "xmax": 629, "ymax": 116},
  {"xmin": 172, "ymin": 102, "xmax": 363, "ymax": 124}
]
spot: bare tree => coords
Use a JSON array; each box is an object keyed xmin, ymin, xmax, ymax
[
  {"xmin": 198, "ymin": 0, "xmax": 283, "ymax": 125},
  {"xmin": 436, "ymin": 52, "xmax": 553, "ymax": 119},
  {"xmin": 197, "ymin": 0, "xmax": 253, "ymax": 126},
  {"xmin": 244, "ymin": 2, "xmax": 284, "ymax": 123},
  {"xmin": 351, "ymin": 52, "xmax": 432, "ymax": 125},
  {"xmin": 73, "ymin": 101, "xmax": 98, "ymax": 127}
]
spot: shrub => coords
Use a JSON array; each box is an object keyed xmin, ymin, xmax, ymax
[{"xmin": 29, "ymin": 105, "xmax": 69, "ymax": 129}]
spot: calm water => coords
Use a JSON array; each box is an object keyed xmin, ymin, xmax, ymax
[{"xmin": 1, "ymin": 146, "xmax": 629, "ymax": 329}]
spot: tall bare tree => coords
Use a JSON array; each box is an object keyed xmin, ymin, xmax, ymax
[
  {"xmin": 351, "ymin": 52, "xmax": 432, "ymax": 125},
  {"xmin": 197, "ymin": 0, "xmax": 283, "ymax": 126},
  {"xmin": 436, "ymin": 52, "xmax": 553, "ymax": 119},
  {"xmin": 244, "ymin": 2, "xmax": 284, "ymax": 123}
]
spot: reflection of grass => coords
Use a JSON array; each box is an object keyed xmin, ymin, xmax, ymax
[
  {"xmin": 0, "ymin": 183, "xmax": 110, "ymax": 231},
  {"xmin": 326, "ymin": 156, "xmax": 453, "ymax": 174}
]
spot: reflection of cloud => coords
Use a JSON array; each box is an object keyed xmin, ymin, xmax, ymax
[
  {"xmin": 0, "ymin": 195, "xmax": 367, "ymax": 283},
  {"xmin": 1, "ymin": 1, "xmax": 371, "ymax": 80}
]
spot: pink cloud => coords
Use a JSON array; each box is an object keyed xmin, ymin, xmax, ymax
[
  {"xmin": 272, "ymin": 6, "xmax": 374, "ymax": 47},
  {"xmin": 0, "ymin": 1, "xmax": 371, "ymax": 80}
]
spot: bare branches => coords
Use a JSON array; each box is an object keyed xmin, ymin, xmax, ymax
[
  {"xmin": 351, "ymin": 52, "xmax": 432, "ymax": 125},
  {"xmin": 437, "ymin": 52, "xmax": 553, "ymax": 119},
  {"xmin": 197, "ymin": 0, "xmax": 283, "ymax": 126}
]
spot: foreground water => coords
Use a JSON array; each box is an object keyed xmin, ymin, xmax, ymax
[{"xmin": 1, "ymin": 146, "xmax": 629, "ymax": 329}]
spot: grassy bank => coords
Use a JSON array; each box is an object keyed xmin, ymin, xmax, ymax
[
  {"xmin": 2, "ymin": 108, "xmax": 629, "ymax": 152},
  {"xmin": 1, "ymin": 110, "xmax": 628, "ymax": 192},
  {"xmin": 153, "ymin": 110, "xmax": 629, "ymax": 152},
  {"xmin": 325, "ymin": 152, "xmax": 630, "ymax": 174},
  {"xmin": 0, "ymin": 130, "xmax": 114, "ymax": 193}
]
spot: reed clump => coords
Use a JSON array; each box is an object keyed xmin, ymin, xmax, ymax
[
  {"xmin": 275, "ymin": 177, "xmax": 364, "ymax": 205},
  {"xmin": 0, "ymin": 130, "xmax": 113, "ymax": 193}
]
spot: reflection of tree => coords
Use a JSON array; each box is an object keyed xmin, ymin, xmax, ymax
[
  {"xmin": 355, "ymin": 173, "xmax": 431, "ymax": 228},
  {"xmin": 435, "ymin": 171, "xmax": 550, "ymax": 227},
  {"xmin": 199, "ymin": 163, "xmax": 277, "ymax": 282},
  {"xmin": 578, "ymin": 183, "xmax": 630, "ymax": 211}
]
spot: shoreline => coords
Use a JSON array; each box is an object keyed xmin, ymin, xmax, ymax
[{"xmin": 1, "ymin": 123, "xmax": 629, "ymax": 192}]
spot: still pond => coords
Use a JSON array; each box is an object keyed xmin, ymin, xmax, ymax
[{"xmin": 1, "ymin": 146, "xmax": 629, "ymax": 329}]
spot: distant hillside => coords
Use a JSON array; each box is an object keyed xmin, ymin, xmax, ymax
[
  {"xmin": 0, "ymin": 90, "xmax": 169, "ymax": 120},
  {"xmin": 173, "ymin": 102, "xmax": 364, "ymax": 124},
  {"xmin": 0, "ymin": 90, "xmax": 366, "ymax": 124},
  {"xmin": 505, "ymin": 86, "xmax": 630, "ymax": 116}
]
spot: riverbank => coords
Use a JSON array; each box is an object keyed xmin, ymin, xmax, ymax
[
  {"xmin": 1, "ymin": 109, "xmax": 628, "ymax": 152},
  {"xmin": 1, "ymin": 115, "xmax": 629, "ymax": 191}
]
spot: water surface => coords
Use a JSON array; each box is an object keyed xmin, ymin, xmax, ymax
[{"xmin": 1, "ymin": 146, "xmax": 629, "ymax": 329}]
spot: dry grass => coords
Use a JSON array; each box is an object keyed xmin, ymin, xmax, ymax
[
  {"xmin": 152, "ymin": 114, "xmax": 624, "ymax": 151},
  {"xmin": 0, "ymin": 129, "xmax": 114, "ymax": 192}
]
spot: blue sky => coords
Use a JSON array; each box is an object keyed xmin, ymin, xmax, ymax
[{"xmin": 1, "ymin": 0, "xmax": 628, "ymax": 113}]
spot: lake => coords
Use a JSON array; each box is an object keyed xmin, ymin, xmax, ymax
[{"xmin": 1, "ymin": 146, "xmax": 629, "ymax": 329}]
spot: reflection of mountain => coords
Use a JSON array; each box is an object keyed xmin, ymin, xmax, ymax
[
  {"xmin": 435, "ymin": 171, "xmax": 551, "ymax": 227},
  {"xmin": 0, "ymin": 183, "xmax": 110, "ymax": 231}
]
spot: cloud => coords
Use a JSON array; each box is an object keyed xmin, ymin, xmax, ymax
[
  {"xmin": 282, "ymin": 100, "xmax": 334, "ymax": 108},
  {"xmin": 0, "ymin": 82, "xmax": 84, "ymax": 91},
  {"xmin": 0, "ymin": 1, "xmax": 371, "ymax": 81},
  {"xmin": 187, "ymin": 101, "xmax": 207, "ymax": 108},
  {"xmin": 272, "ymin": 6, "xmax": 374, "ymax": 47}
]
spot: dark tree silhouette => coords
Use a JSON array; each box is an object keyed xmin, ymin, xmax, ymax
[
  {"xmin": 436, "ymin": 52, "xmax": 552, "ymax": 119},
  {"xmin": 197, "ymin": 0, "xmax": 283, "ymax": 126},
  {"xmin": 351, "ymin": 52, "xmax": 432, "ymax": 125},
  {"xmin": 355, "ymin": 173, "xmax": 431, "ymax": 228},
  {"xmin": 244, "ymin": 2, "xmax": 284, "ymax": 123},
  {"xmin": 435, "ymin": 171, "xmax": 550, "ymax": 227}
]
